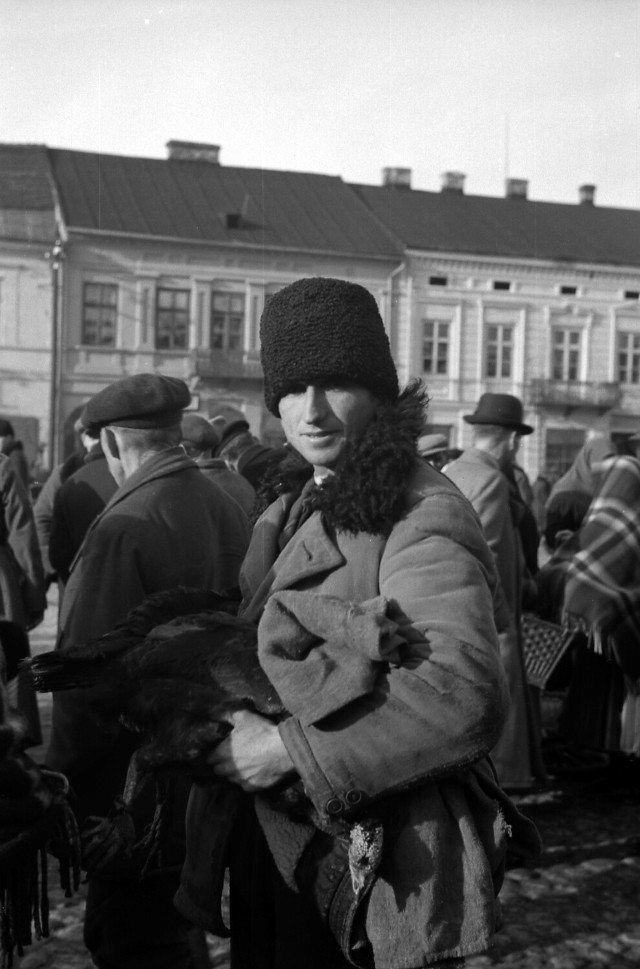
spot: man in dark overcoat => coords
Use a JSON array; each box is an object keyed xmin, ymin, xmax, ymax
[
  {"xmin": 48, "ymin": 424, "xmax": 118, "ymax": 590},
  {"xmin": 46, "ymin": 373, "xmax": 251, "ymax": 969}
]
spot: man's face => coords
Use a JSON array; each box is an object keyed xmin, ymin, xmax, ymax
[{"xmin": 278, "ymin": 382, "xmax": 377, "ymax": 476}]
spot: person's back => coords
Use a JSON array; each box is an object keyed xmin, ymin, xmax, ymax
[
  {"xmin": 544, "ymin": 435, "xmax": 615, "ymax": 549},
  {"xmin": 0, "ymin": 453, "xmax": 46, "ymax": 747},
  {"xmin": 33, "ymin": 448, "xmax": 86, "ymax": 585},
  {"xmin": 198, "ymin": 457, "xmax": 256, "ymax": 515},
  {"xmin": 445, "ymin": 396, "xmax": 547, "ymax": 792},
  {"xmin": 49, "ymin": 443, "xmax": 118, "ymax": 586},
  {"xmin": 45, "ymin": 374, "xmax": 252, "ymax": 969},
  {"xmin": 179, "ymin": 413, "xmax": 257, "ymax": 516}
]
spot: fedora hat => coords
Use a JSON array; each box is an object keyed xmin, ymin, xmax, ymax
[{"xmin": 463, "ymin": 393, "xmax": 533, "ymax": 435}]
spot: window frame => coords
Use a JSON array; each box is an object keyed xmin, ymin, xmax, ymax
[
  {"xmin": 551, "ymin": 326, "xmax": 582, "ymax": 381},
  {"xmin": 617, "ymin": 329, "xmax": 640, "ymax": 385},
  {"xmin": 210, "ymin": 290, "xmax": 246, "ymax": 352},
  {"xmin": 81, "ymin": 281, "xmax": 118, "ymax": 347},
  {"xmin": 155, "ymin": 286, "xmax": 190, "ymax": 351},
  {"xmin": 421, "ymin": 318, "xmax": 450, "ymax": 376},
  {"xmin": 485, "ymin": 322, "xmax": 514, "ymax": 379}
]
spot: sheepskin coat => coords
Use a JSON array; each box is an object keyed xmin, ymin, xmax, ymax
[{"xmin": 178, "ymin": 388, "xmax": 540, "ymax": 968}]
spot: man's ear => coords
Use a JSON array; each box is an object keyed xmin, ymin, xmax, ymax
[{"xmin": 101, "ymin": 426, "xmax": 120, "ymax": 459}]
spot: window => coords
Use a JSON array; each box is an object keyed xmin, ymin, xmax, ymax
[
  {"xmin": 422, "ymin": 320, "xmax": 449, "ymax": 375},
  {"xmin": 624, "ymin": 290, "xmax": 640, "ymax": 300},
  {"xmin": 560, "ymin": 285, "xmax": 577, "ymax": 295},
  {"xmin": 82, "ymin": 283, "xmax": 117, "ymax": 346},
  {"xmin": 210, "ymin": 292, "xmax": 245, "ymax": 350},
  {"xmin": 618, "ymin": 332, "xmax": 640, "ymax": 384},
  {"xmin": 546, "ymin": 428, "xmax": 585, "ymax": 479},
  {"xmin": 485, "ymin": 324, "xmax": 513, "ymax": 378},
  {"xmin": 155, "ymin": 288, "xmax": 190, "ymax": 350},
  {"xmin": 552, "ymin": 328, "xmax": 581, "ymax": 381},
  {"xmin": 429, "ymin": 275, "xmax": 447, "ymax": 286},
  {"xmin": 493, "ymin": 280, "xmax": 511, "ymax": 291}
]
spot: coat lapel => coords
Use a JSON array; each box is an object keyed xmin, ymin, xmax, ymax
[{"xmin": 270, "ymin": 513, "xmax": 345, "ymax": 591}]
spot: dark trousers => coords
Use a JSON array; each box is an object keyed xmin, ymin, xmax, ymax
[
  {"xmin": 228, "ymin": 804, "xmax": 353, "ymax": 969},
  {"xmin": 84, "ymin": 871, "xmax": 208, "ymax": 969}
]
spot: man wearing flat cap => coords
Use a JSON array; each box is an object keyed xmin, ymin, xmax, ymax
[
  {"xmin": 46, "ymin": 373, "xmax": 251, "ymax": 969},
  {"xmin": 417, "ymin": 432, "xmax": 449, "ymax": 470},
  {"xmin": 181, "ymin": 413, "xmax": 257, "ymax": 515},
  {"xmin": 446, "ymin": 393, "xmax": 547, "ymax": 792},
  {"xmin": 176, "ymin": 280, "xmax": 539, "ymax": 969}
]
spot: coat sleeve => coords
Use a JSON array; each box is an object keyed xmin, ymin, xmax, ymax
[{"xmin": 278, "ymin": 490, "xmax": 508, "ymax": 819}]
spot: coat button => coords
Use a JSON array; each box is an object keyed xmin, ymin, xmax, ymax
[
  {"xmin": 325, "ymin": 797, "xmax": 344, "ymax": 815},
  {"xmin": 345, "ymin": 789, "xmax": 364, "ymax": 806}
]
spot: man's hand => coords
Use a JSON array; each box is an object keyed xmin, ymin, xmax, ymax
[{"xmin": 207, "ymin": 709, "xmax": 297, "ymax": 792}]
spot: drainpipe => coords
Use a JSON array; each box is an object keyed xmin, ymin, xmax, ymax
[
  {"xmin": 386, "ymin": 261, "xmax": 406, "ymax": 360},
  {"xmin": 47, "ymin": 237, "xmax": 65, "ymax": 468}
]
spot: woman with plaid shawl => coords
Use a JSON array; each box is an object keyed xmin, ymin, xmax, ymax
[{"xmin": 537, "ymin": 454, "xmax": 640, "ymax": 758}]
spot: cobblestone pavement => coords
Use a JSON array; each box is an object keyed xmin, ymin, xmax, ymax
[{"xmin": 18, "ymin": 591, "xmax": 640, "ymax": 968}]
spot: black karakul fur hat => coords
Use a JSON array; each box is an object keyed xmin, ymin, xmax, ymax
[{"xmin": 260, "ymin": 277, "xmax": 399, "ymax": 415}]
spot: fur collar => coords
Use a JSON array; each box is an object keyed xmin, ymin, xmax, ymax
[{"xmin": 254, "ymin": 382, "xmax": 428, "ymax": 535}]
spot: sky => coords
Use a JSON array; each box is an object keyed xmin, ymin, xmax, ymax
[{"xmin": 2, "ymin": 0, "xmax": 639, "ymax": 209}]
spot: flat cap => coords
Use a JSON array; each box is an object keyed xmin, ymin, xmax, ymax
[
  {"xmin": 82, "ymin": 374, "xmax": 191, "ymax": 431},
  {"xmin": 417, "ymin": 433, "xmax": 449, "ymax": 458},
  {"xmin": 181, "ymin": 414, "xmax": 222, "ymax": 452}
]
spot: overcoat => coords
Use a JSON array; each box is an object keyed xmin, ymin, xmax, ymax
[
  {"xmin": 0, "ymin": 453, "xmax": 46, "ymax": 744},
  {"xmin": 177, "ymin": 391, "xmax": 541, "ymax": 968},
  {"xmin": 0, "ymin": 454, "xmax": 46, "ymax": 623},
  {"xmin": 48, "ymin": 446, "xmax": 118, "ymax": 584},
  {"xmin": 446, "ymin": 448, "xmax": 546, "ymax": 790},
  {"xmin": 46, "ymin": 446, "xmax": 251, "ymax": 820},
  {"xmin": 197, "ymin": 457, "xmax": 256, "ymax": 516}
]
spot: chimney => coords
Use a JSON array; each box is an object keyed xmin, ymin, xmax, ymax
[
  {"xmin": 440, "ymin": 171, "xmax": 466, "ymax": 194},
  {"xmin": 382, "ymin": 167, "xmax": 412, "ymax": 190},
  {"xmin": 166, "ymin": 140, "xmax": 220, "ymax": 164},
  {"xmin": 579, "ymin": 184, "xmax": 596, "ymax": 206},
  {"xmin": 505, "ymin": 178, "xmax": 528, "ymax": 200}
]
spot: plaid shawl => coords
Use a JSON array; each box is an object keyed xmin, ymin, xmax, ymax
[{"xmin": 542, "ymin": 456, "xmax": 640, "ymax": 681}]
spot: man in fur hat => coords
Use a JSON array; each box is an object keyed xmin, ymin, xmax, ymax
[{"xmin": 177, "ymin": 278, "xmax": 539, "ymax": 969}]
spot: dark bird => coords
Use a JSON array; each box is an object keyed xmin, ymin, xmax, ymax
[
  {"xmin": 26, "ymin": 587, "xmax": 291, "ymax": 874},
  {"xmin": 26, "ymin": 586, "xmax": 383, "ymax": 894},
  {"xmin": 28, "ymin": 587, "xmax": 284, "ymax": 776}
]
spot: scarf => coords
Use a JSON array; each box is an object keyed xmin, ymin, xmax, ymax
[
  {"xmin": 542, "ymin": 455, "xmax": 640, "ymax": 680},
  {"xmin": 546, "ymin": 434, "xmax": 615, "ymax": 501}
]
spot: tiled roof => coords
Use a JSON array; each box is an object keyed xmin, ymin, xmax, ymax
[
  {"xmin": 0, "ymin": 144, "xmax": 58, "ymax": 242},
  {"xmin": 350, "ymin": 183, "xmax": 640, "ymax": 269},
  {"xmin": 46, "ymin": 148, "xmax": 401, "ymax": 259}
]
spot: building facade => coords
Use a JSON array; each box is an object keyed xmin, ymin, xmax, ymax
[
  {"xmin": 2, "ymin": 143, "xmax": 640, "ymax": 482},
  {"xmin": 354, "ymin": 170, "xmax": 640, "ymax": 481}
]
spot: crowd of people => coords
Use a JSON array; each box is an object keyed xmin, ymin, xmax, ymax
[{"xmin": 0, "ymin": 275, "xmax": 638, "ymax": 968}]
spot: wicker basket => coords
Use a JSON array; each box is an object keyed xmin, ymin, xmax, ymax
[{"xmin": 521, "ymin": 613, "xmax": 575, "ymax": 690}]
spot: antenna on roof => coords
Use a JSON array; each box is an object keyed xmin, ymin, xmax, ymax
[{"xmin": 504, "ymin": 114, "xmax": 510, "ymax": 182}]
